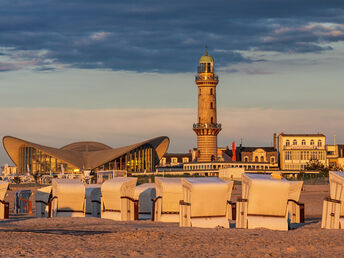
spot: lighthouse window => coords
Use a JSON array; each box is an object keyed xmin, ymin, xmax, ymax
[
  {"xmin": 207, "ymin": 63, "xmax": 211, "ymax": 72},
  {"xmin": 211, "ymin": 117, "xmax": 214, "ymax": 123},
  {"xmin": 210, "ymin": 89, "xmax": 213, "ymax": 95},
  {"xmin": 210, "ymin": 102, "xmax": 213, "ymax": 109}
]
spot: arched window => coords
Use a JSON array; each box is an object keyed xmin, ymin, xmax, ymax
[
  {"xmin": 270, "ymin": 157, "xmax": 275, "ymax": 163},
  {"xmin": 286, "ymin": 140, "xmax": 290, "ymax": 146},
  {"xmin": 210, "ymin": 88, "xmax": 213, "ymax": 95},
  {"xmin": 293, "ymin": 139, "xmax": 297, "ymax": 145},
  {"xmin": 210, "ymin": 102, "xmax": 213, "ymax": 109},
  {"xmin": 211, "ymin": 117, "xmax": 214, "ymax": 123},
  {"xmin": 302, "ymin": 139, "xmax": 306, "ymax": 145},
  {"xmin": 318, "ymin": 140, "xmax": 322, "ymax": 147},
  {"xmin": 211, "ymin": 155, "xmax": 215, "ymax": 162},
  {"xmin": 260, "ymin": 156, "xmax": 264, "ymax": 162},
  {"xmin": 255, "ymin": 156, "xmax": 258, "ymax": 162},
  {"xmin": 244, "ymin": 157, "xmax": 248, "ymax": 162},
  {"xmin": 310, "ymin": 139, "xmax": 314, "ymax": 145}
]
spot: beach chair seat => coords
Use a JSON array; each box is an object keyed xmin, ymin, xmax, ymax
[
  {"xmin": 15, "ymin": 190, "xmax": 32, "ymax": 214},
  {"xmin": 153, "ymin": 177, "xmax": 183, "ymax": 222},
  {"xmin": 51, "ymin": 179, "xmax": 86, "ymax": 217},
  {"xmin": 35, "ymin": 186, "xmax": 52, "ymax": 218},
  {"xmin": 101, "ymin": 177, "xmax": 137, "ymax": 221},
  {"xmin": 179, "ymin": 177, "xmax": 234, "ymax": 228},
  {"xmin": 321, "ymin": 171, "xmax": 344, "ymax": 229},
  {"xmin": 236, "ymin": 173, "xmax": 291, "ymax": 231},
  {"xmin": 134, "ymin": 183, "xmax": 156, "ymax": 220},
  {"xmin": 0, "ymin": 181, "xmax": 9, "ymax": 219},
  {"xmin": 287, "ymin": 181, "xmax": 304, "ymax": 223},
  {"xmin": 85, "ymin": 185, "xmax": 101, "ymax": 218}
]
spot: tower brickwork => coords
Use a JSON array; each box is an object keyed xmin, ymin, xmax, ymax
[{"xmin": 193, "ymin": 50, "xmax": 221, "ymax": 162}]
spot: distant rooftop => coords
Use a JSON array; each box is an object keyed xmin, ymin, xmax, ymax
[{"xmin": 280, "ymin": 133, "xmax": 325, "ymax": 137}]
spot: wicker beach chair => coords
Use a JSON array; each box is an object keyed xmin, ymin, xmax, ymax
[
  {"xmin": 85, "ymin": 185, "xmax": 101, "ymax": 218},
  {"xmin": 179, "ymin": 177, "xmax": 234, "ymax": 228},
  {"xmin": 321, "ymin": 171, "xmax": 344, "ymax": 229},
  {"xmin": 101, "ymin": 177, "xmax": 137, "ymax": 221},
  {"xmin": 153, "ymin": 177, "xmax": 183, "ymax": 222},
  {"xmin": 236, "ymin": 173, "xmax": 291, "ymax": 231},
  {"xmin": 0, "ymin": 181, "xmax": 9, "ymax": 219},
  {"xmin": 134, "ymin": 183, "xmax": 156, "ymax": 220},
  {"xmin": 51, "ymin": 179, "xmax": 86, "ymax": 217},
  {"xmin": 35, "ymin": 186, "xmax": 52, "ymax": 218}
]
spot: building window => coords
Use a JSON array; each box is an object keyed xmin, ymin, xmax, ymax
[
  {"xmin": 270, "ymin": 157, "xmax": 275, "ymax": 163},
  {"xmin": 244, "ymin": 156, "xmax": 248, "ymax": 162},
  {"xmin": 211, "ymin": 117, "xmax": 214, "ymax": 123},
  {"xmin": 171, "ymin": 157, "xmax": 178, "ymax": 164},
  {"xmin": 255, "ymin": 156, "xmax": 258, "ymax": 162},
  {"xmin": 160, "ymin": 158, "xmax": 166, "ymax": 165},
  {"xmin": 182, "ymin": 157, "xmax": 189, "ymax": 163},
  {"xmin": 210, "ymin": 88, "xmax": 213, "ymax": 95},
  {"xmin": 199, "ymin": 89, "xmax": 201, "ymax": 95},
  {"xmin": 310, "ymin": 140, "xmax": 314, "ymax": 146},
  {"xmin": 286, "ymin": 140, "xmax": 290, "ymax": 146},
  {"xmin": 302, "ymin": 139, "xmax": 306, "ymax": 145},
  {"xmin": 210, "ymin": 102, "xmax": 213, "ymax": 109},
  {"xmin": 260, "ymin": 156, "xmax": 264, "ymax": 162},
  {"xmin": 293, "ymin": 139, "xmax": 297, "ymax": 145},
  {"xmin": 318, "ymin": 140, "xmax": 322, "ymax": 147},
  {"xmin": 211, "ymin": 155, "xmax": 215, "ymax": 161}
]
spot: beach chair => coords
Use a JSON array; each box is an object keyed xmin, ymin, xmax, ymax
[
  {"xmin": 101, "ymin": 177, "xmax": 137, "ymax": 221},
  {"xmin": 85, "ymin": 185, "xmax": 101, "ymax": 218},
  {"xmin": 0, "ymin": 181, "xmax": 9, "ymax": 219},
  {"xmin": 179, "ymin": 177, "xmax": 234, "ymax": 228},
  {"xmin": 321, "ymin": 171, "xmax": 344, "ymax": 229},
  {"xmin": 35, "ymin": 186, "xmax": 52, "ymax": 218},
  {"xmin": 153, "ymin": 177, "xmax": 183, "ymax": 222},
  {"xmin": 287, "ymin": 181, "xmax": 304, "ymax": 223},
  {"xmin": 236, "ymin": 173, "xmax": 291, "ymax": 231},
  {"xmin": 134, "ymin": 183, "xmax": 156, "ymax": 220},
  {"xmin": 51, "ymin": 179, "xmax": 86, "ymax": 217}
]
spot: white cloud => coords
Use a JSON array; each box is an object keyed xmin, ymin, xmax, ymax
[{"xmin": 1, "ymin": 107, "xmax": 344, "ymax": 165}]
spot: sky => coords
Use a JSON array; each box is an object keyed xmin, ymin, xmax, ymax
[{"xmin": 1, "ymin": 0, "xmax": 344, "ymax": 165}]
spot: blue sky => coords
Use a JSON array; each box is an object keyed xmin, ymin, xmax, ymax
[{"xmin": 1, "ymin": 1, "xmax": 344, "ymax": 164}]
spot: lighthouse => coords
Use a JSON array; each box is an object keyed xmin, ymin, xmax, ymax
[{"xmin": 193, "ymin": 49, "xmax": 222, "ymax": 162}]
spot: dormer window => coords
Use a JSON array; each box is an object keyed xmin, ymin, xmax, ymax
[{"xmin": 318, "ymin": 140, "xmax": 322, "ymax": 147}]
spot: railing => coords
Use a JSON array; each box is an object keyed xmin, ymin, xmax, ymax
[
  {"xmin": 195, "ymin": 75, "xmax": 218, "ymax": 81},
  {"xmin": 282, "ymin": 145, "xmax": 324, "ymax": 150},
  {"xmin": 193, "ymin": 123, "xmax": 221, "ymax": 129}
]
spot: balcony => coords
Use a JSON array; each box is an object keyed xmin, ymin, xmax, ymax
[
  {"xmin": 195, "ymin": 75, "xmax": 218, "ymax": 81},
  {"xmin": 282, "ymin": 145, "xmax": 324, "ymax": 150},
  {"xmin": 193, "ymin": 123, "xmax": 222, "ymax": 129}
]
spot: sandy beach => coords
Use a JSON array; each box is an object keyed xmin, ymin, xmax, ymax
[{"xmin": 1, "ymin": 184, "xmax": 343, "ymax": 257}]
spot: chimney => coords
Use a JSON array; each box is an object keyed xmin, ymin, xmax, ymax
[
  {"xmin": 273, "ymin": 133, "xmax": 277, "ymax": 150},
  {"xmin": 232, "ymin": 141, "xmax": 236, "ymax": 162}
]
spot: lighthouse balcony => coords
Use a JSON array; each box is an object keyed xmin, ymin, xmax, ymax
[
  {"xmin": 195, "ymin": 75, "xmax": 218, "ymax": 81},
  {"xmin": 193, "ymin": 123, "xmax": 222, "ymax": 129}
]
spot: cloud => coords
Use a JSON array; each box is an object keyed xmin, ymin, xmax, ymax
[
  {"xmin": 1, "ymin": 107, "xmax": 344, "ymax": 164},
  {"xmin": 0, "ymin": 1, "xmax": 343, "ymax": 72}
]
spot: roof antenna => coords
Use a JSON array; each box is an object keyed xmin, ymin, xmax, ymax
[{"xmin": 205, "ymin": 44, "xmax": 208, "ymax": 55}]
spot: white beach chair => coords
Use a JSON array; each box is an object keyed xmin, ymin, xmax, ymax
[
  {"xmin": 35, "ymin": 186, "xmax": 52, "ymax": 218},
  {"xmin": 134, "ymin": 183, "xmax": 156, "ymax": 220},
  {"xmin": 101, "ymin": 177, "xmax": 137, "ymax": 221},
  {"xmin": 287, "ymin": 181, "xmax": 304, "ymax": 223},
  {"xmin": 85, "ymin": 185, "xmax": 101, "ymax": 218},
  {"xmin": 236, "ymin": 173, "xmax": 291, "ymax": 231},
  {"xmin": 321, "ymin": 171, "xmax": 344, "ymax": 229},
  {"xmin": 51, "ymin": 179, "xmax": 86, "ymax": 217},
  {"xmin": 179, "ymin": 177, "xmax": 234, "ymax": 228},
  {"xmin": 0, "ymin": 181, "xmax": 9, "ymax": 219},
  {"xmin": 153, "ymin": 177, "xmax": 183, "ymax": 222}
]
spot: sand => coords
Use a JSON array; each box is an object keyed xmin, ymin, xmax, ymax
[{"xmin": 0, "ymin": 184, "xmax": 343, "ymax": 257}]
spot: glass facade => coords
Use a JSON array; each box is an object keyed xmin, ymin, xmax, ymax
[
  {"xmin": 19, "ymin": 147, "xmax": 76, "ymax": 174},
  {"xmin": 94, "ymin": 144, "xmax": 158, "ymax": 173}
]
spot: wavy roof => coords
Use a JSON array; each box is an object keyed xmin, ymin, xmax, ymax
[{"xmin": 3, "ymin": 136, "xmax": 169, "ymax": 170}]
